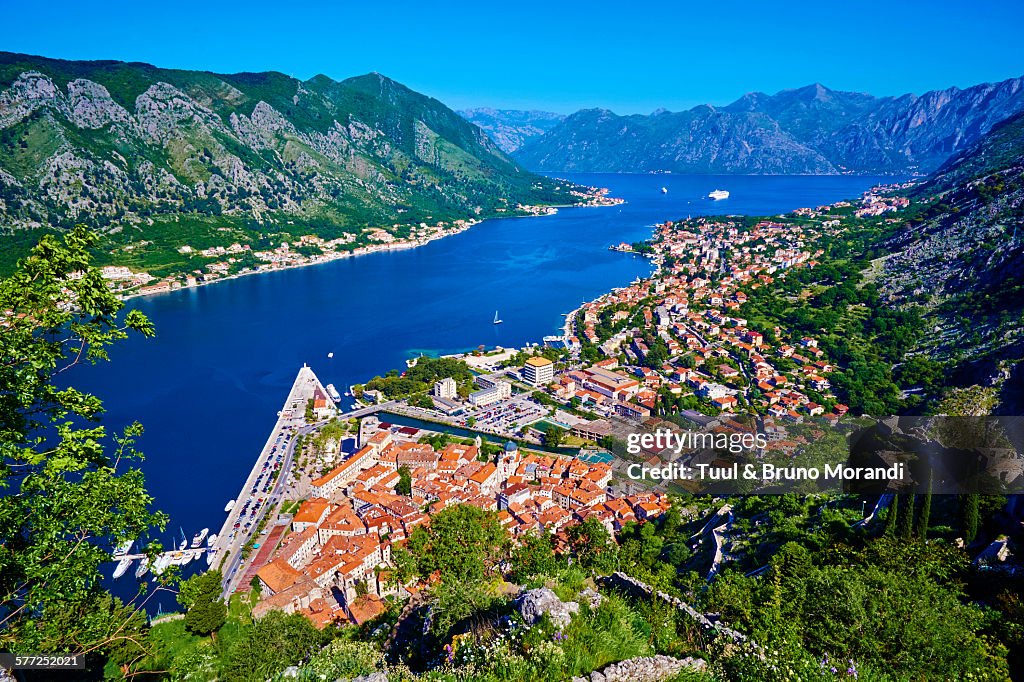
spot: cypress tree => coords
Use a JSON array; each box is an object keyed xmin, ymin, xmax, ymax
[
  {"xmin": 915, "ymin": 473, "xmax": 933, "ymax": 539},
  {"xmin": 883, "ymin": 494, "xmax": 899, "ymax": 536},
  {"xmin": 898, "ymin": 493, "xmax": 915, "ymax": 540},
  {"xmin": 963, "ymin": 493, "xmax": 980, "ymax": 543}
]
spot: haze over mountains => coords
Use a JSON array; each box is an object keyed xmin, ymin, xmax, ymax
[{"xmin": 488, "ymin": 76, "xmax": 1024, "ymax": 175}]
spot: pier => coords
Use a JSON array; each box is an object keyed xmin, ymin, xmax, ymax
[{"xmin": 209, "ymin": 364, "xmax": 334, "ymax": 596}]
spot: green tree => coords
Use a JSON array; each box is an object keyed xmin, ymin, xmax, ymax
[
  {"xmin": 898, "ymin": 493, "xmax": 915, "ymax": 540},
  {"xmin": 396, "ymin": 465, "xmax": 412, "ymax": 496},
  {"xmin": 177, "ymin": 570, "xmax": 227, "ymax": 638},
  {"xmin": 406, "ymin": 504, "xmax": 507, "ymax": 582},
  {"xmin": 544, "ymin": 425, "xmax": 566, "ymax": 448},
  {"xmin": 0, "ymin": 227, "xmax": 164, "ymax": 657},
  {"xmin": 510, "ymin": 531, "xmax": 557, "ymax": 582},
  {"xmin": 567, "ymin": 517, "xmax": 617, "ymax": 574},
  {"xmin": 963, "ymin": 493, "xmax": 980, "ymax": 543},
  {"xmin": 221, "ymin": 610, "xmax": 328, "ymax": 682},
  {"xmin": 916, "ymin": 474, "xmax": 933, "ymax": 539},
  {"xmin": 882, "ymin": 494, "xmax": 898, "ymax": 536}
]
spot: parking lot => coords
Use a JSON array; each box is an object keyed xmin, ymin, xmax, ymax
[{"xmin": 464, "ymin": 395, "xmax": 547, "ymax": 434}]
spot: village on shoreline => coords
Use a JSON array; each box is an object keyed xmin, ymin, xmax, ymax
[{"xmin": 95, "ymin": 188, "xmax": 623, "ymax": 301}]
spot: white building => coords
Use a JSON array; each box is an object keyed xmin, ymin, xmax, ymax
[
  {"xmin": 522, "ymin": 356, "xmax": 554, "ymax": 387},
  {"xmin": 469, "ymin": 380, "xmax": 511, "ymax": 407},
  {"xmin": 434, "ymin": 377, "xmax": 457, "ymax": 399}
]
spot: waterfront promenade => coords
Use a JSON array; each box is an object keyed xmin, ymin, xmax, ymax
[{"xmin": 209, "ymin": 365, "xmax": 330, "ymax": 596}]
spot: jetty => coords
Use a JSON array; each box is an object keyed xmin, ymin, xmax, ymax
[{"xmin": 209, "ymin": 364, "xmax": 334, "ymax": 596}]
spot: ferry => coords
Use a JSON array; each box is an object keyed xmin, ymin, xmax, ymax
[
  {"xmin": 708, "ymin": 189, "xmax": 730, "ymax": 200},
  {"xmin": 191, "ymin": 528, "xmax": 209, "ymax": 548},
  {"xmin": 224, "ymin": 499, "xmax": 236, "ymax": 513},
  {"xmin": 112, "ymin": 557, "xmax": 133, "ymax": 579},
  {"xmin": 326, "ymin": 384, "xmax": 342, "ymax": 403}
]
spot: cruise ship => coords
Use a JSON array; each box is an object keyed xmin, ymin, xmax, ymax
[
  {"xmin": 326, "ymin": 383, "xmax": 342, "ymax": 403},
  {"xmin": 708, "ymin": 189, "xmax": 730, "ymax": 200}
]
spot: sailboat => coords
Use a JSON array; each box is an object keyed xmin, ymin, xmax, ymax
[{"xmin": 493, "ymin": 310, "xmax": 503, "ymax": 325}]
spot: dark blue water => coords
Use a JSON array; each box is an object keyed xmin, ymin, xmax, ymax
[{"xmin": 71, "ymin": 173, "xmax": 888, "ymax": 608}]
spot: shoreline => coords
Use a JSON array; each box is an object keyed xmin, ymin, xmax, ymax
[{"xmin": 116, "ymin": 196, "xmax": 622, "ymax": 303}]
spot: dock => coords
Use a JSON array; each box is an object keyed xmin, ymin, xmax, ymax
[{"xmin": 209, "ymin": 364, "xmax": 335, "ymax": 597}]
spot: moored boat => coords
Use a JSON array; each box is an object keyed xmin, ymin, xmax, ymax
[
  {"xmin": 224, "ymin": 499, "xmax": 236, "ymax": 513},
  {"xmin": 112, "ymin": 557, "xmax": 133, "ymax": 579},
  {"xmin": 151, "ymin": 553, "xmax": 173, "ymax": 576},
  {"xmin": 326, "ymin": 384, "xmax": 342, "ymax": 403},
  {"xmin": 191, "ymin": 528, "xmax": 209, "ymax": 548},
  {"xmin": 135, "ymin": 558, "xmax": 150, "ymax": 579},
  {"xmin": 113, "ymin": 539, "xmax": 133, "ymax": 556}
]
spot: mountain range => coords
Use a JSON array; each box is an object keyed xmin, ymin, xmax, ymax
[
  {"xmin": 457, "ymin": 108, "xmax": 564, "ymax": 154},
  {"xmin": 506, "ymin": 77, "xmax": 1024, "ymax": 175},
  {"xmin": 0, "ymin": 52, "xmax": 575, "ymax": 252}
]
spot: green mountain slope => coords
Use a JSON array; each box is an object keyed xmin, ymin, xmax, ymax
[
  {"xmin": 875, "ymin": 110, "xmax": 1024, "ymax": 409},
  {"xmin": 0, "ymin": 52, "xmax": 579, "ymax": 272}
]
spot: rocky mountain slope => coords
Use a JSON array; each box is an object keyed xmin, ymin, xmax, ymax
[
  {"xmin": 458, "ymin": 108, "xmax": 564, "ymax": 153},
  {"xmin": 513, "ymin": 76, "xmax": 1024, "ymax": 174},
  {"xmin": 0, "ymin": 52, "xmax": 575, "ymax": 245},
  {"xmin": 876, "ymin": 111, "xmax": 1024, "ymax": 408}
]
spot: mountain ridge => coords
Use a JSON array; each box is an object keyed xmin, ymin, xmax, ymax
[
  {"xmin": 510, "ymin": 75, "xmax": 1024, "ymax": 174},
  {"xmin": 0, "ymin": 52, "xmax": 576, "ymax": 266}
]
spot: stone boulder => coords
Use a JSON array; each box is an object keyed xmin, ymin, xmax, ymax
[
  {"xmin": 572, "ymin": 655, "xmax": 707, "ymax": 682},
  {"xmin": 516, "ymin": 587, "xmax": 579, "ymax": 628}
]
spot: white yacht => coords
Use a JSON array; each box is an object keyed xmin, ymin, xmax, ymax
[
  {"xmin": 112, "ymin": 557, "xmax": 133, "ymax": 579},
  {"xmin": 191, "ymin": 528, "xmax": 209, "ymax": 548}
]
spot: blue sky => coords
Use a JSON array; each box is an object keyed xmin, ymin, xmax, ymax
[{"xmin": 3, "ymin": 0, "xmax": 1022, "ymax": 114}]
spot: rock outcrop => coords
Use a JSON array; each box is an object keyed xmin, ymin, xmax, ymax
[
  {"xmin": 516, "ymin": 587, "xmax": 580, "ymax": 628},
  {"xmin": 571, "ymin": 654, "xmax": 707, "ymax": 682}
]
